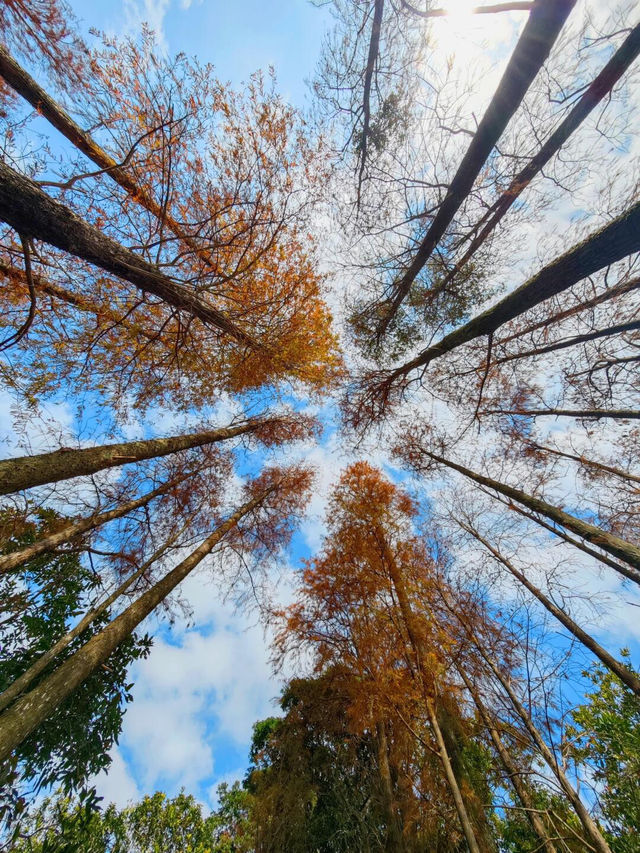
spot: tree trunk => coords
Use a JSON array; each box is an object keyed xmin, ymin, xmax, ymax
[
  {"xmin": 374, "ymin": 528, "xmax": 485, "ymax": 853},
  {"xmin": 421, "ymin": 449, "xmax": 640, "ymax": 572},
  {"xmin": 375, "ymin": 720, "xmax": 404, "ymax": 852},
  {"xmin": 388, "ymin": 199, "xmax": 640, "ymax": 383},
  {"xmin": 482, "ymin": 407, "xmax": 640, "ymax": 421},
  {"xmin": 0, "ymin": 418, "xmax": 266, "ymax": 495},
  {"xmin": 378, "ymin": 0, "xmax": 575, "ymax": 336},
  {"xmin": 456, "ymin": 666, "xmax": 559, "ymax": 853},
  {"xmin": 530, "ymin": 442, "xmax": 640, "ymax": 486},
  {"xmin": 0, "ymin": 515, "xmax": 193, "ymax": 713},
  {"xmin": 475, "ymin": 646, "xmax": 613, "ymax": 853},
  {"xmin": 457, "ymin": 519, "xmax": 640, "ymax": 696},
  {"xmin": 0, "ymin": 487, "xmax": 270, "ymax": 762},
  {"xmin": 0, "ymin": 45, "xmax": 225, "ymax": 277},
  {"xmin": 486, "ymin": 491, "xmax": 640, "ymax": 586},
  {"xmin": 0, "ymin": 470, "xmax": 191, "ymax": 574},
  {"xmin": 437, "ymin": 23, "xmax": 640, "ymax": 291},
  {"xmin": 0, "ymin": 159, "xmax": 258, "ymax": 347}
]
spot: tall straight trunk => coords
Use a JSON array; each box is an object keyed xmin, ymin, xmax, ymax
[
  {"xmin": 386, "ymin": 199, "xmax": 640, "ymax": 385},
  {"xmin": 472, "ymin": 643, "xmax": 612, "ymax": 853},
  {"xmin": 374, "ymin": 528, "xmax": 484, "ymax": 853},
  {"xmin": 0, "ymin": 417, "xmax": 267, "ymax": 495},
  {"xmin": 457, "ymin": 519, "xmax": 640, "ymax": 696},
  {"xmin": 357, "ymin": 0, "xmax": 385, "ymax": 207},
  {"xmin": 483, "ymin": 407, "xmax": 640, "ymax": 421},
  {"xmin": 530, "ymin": 443, "xmax": 640, "ymax": 486},
  {"xmin": 456, "ymin": 666, "xmax": 559, "ymax": 853},
  {"xmin": 488, "ymin": 319, "xmax": 640, "ymax": 367},
  {"xmin": 486, "ymin": 490, "xmax": 640, "ymax": 586},
  {"xmin": 496, "ymin": 275, "xmax": 640, "ymax": 348},
  {"xmin": 378, "ymin": 0, "xmax": 575, "ymax": 336},
  {"xmin": 438, "ymin": 23, "xmax": 640, "ymax": 292},
  {"xmin": 0, "ymin": 487, "xmax": 271, "ymax": 763},
  {"xmin": 0, "ymin": 470, "xmax": 191, "ymax": 574},
  {"xmin": 0, "ymin": 515, "xmax": 194, "ymax": 713},
  {"xmin": 375, "ymin": 720, "xmax": 404, "ymax": 852},
  {"xmin": 0, "ymin": 45, "xmax": 222, "ymax": 277},
  {"xmin": 420, "ymin": 449, "xmax": 640, "ymax": 572},
  {"xmin": 0, "ymin": 160, "xmax": 257, "ymax": 347}
]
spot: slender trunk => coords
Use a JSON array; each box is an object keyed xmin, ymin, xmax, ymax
[
  {"xmin": 0, "ymin": 488, "xmax": 270, "ymax": 762},
  {"xmin": 0, "ymin": 45, "xmax": 224, "ymax": 277},
  {"xmin": 488, "ymin": 319, "xmax": 640, "ymax": 367},
  {"xmin": 456, "ymin": 666, "xmax": 558, "ymax": 853},
  {"xmin": 0, "ymin": 516, "xmax": 193, "ymax": 713},
  {"xmin": 424, "ymin": 699, "xmax": 482, "ymax": 853},
  {"xmin": 402, "ymin": 2, "xmax": 535, "ymax": 19},
  {"xmin": 375, "ymin": 720, "xmax": 404, "ymax": 852},
  {"xmin": 388, "ymin": 199, "xmax": 640, "ymax": 383},
  {"xmin": 496, "ymin": 276, "xmax": 640, "ymax": 348},
  {"xmin": 475, "ymin": 646, "xmax": 612, "ymax": 853},
  {"xmin": 420, "ymin": 449, "xmax": 640, "ymax": 572},
  {"xmin": 457, "ymin": 519, "xmax": 640, "ymax": 696},
  {"xmin": 357, "ymin": 0, "xmax": 385, "ymax": 207},
  {"xmin": 0, "ymin": 417, "xmax": 266, "ymax": 495},
  {"xmin": 482, "ymin": 407, "xmax": 640, "ymax": 421},
  {"xmin": 0, "ymin": 159, "xmax": 258, "ymax": 348},
  {"xmin": 378, "ymin": 0, "xmax": 575, "ymax": 336},
  {"xmin": 485, "ymin": 491, "xmax": 640, "ymax": 586},
  {"xmin": 375, "ymin": 529, "xmax": 484, "ymax": 853},
  {"xmin": 437, "ymin": 24, "xmax": 640, "ymax": 291},
  {"xmin": 0, "ymin": 471, "xmax": 191, "ymax": 574},
  {"xmin": 530, "ymin": 442, "xmax": 640, "ymax": 486}
]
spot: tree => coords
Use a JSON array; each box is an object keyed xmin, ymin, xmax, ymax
[
  {"xmin": 0, "ymin": 511, "xmax": 151, "ymax": 823},
  {"xmin": 0, "ymin": 464, "xmax": 313, "ymax": 768}
]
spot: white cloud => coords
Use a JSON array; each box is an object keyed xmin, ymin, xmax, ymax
[{"xmin": 93, "ymin": 748, "xmax": 141, "ymax": 808}]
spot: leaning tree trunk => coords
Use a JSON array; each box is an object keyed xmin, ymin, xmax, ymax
[
  {"xmin": 486, "ymin": 491, "xmax": 640, "ymax": 586},
  {"xmin": 0, "ymin": 417, "xmax": 267, "ymax": 495},
  {"xmin": 378, "ymin": 0, "xmax": 575, "ymax": 336},
  {"xmin": 456, "ymin": 666, "xmax": 559, "ymax": 853},
  {"xmin": 474, "ymin": 644, "xmax": 613, "ymax": 853},
  {"xmin": 374, "ymin": 527, "xmax": 485, "ymax": 853},
  {"xmin": 437, "ymin": 23, "xmax": 640, "ymax": 293},
  {"xmin": 0, "ymin": 514, "xmax": 194, "ymax": 713},
  {"xmin": 483, "ymin": 407, "xmax": 640, "ymax": 421},
  {"xmin": 387, "ymin": 198, "xmax": 640, "ymax": 384},
  {"xmin": 457, "ymin": 519, "xmax": 640, "ymax": 696},
  {"xmin": 0, "ymin": 45, "xmax": 224, "ymax": 276},
  {"xmin": 420, "ymin": 449, "xmax": 640, "ymax": 572},
  {"xmin": 0, "ymin": 159, "xmax": 257, "ymax": 347},
  {"xmin": 0, "ymin": 470, "xmax": 191, "ymax": 574},
  {"xmin": 0, "ymin": 487, "xmax": 271, "ymax": 762}
]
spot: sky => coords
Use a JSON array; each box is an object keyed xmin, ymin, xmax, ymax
[{"xmin": 2, "ymin": 0, "xmax": 639, "ymax": 819}]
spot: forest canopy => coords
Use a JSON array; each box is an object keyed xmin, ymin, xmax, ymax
[{"xmin": 0, "ymin": 1, "xmax": 639, "ymax": 851}]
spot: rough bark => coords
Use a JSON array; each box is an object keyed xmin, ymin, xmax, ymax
[
  {"xmin": 0, "ymin": 418, "xmax": 267, "ymax": 495},
  {"xmin": 0, "ymin": 488, "xmax": 270, "ymax": 762},
  {"xmin": 375, "ymin": 720, "xmax": 404, "ymax": 852},
  {"xmin": 377, "ymin": 0, "xmax": 575, "ymax": 336},
  {"xmin": 0, "ymin": 159, "xmax": 258, "ymax": 347},
  {"xmin": 458, "ymin": 519, "xmax": 640, "ymax": 696},
  {"xmin": 0, "ymin": 471, "xmax": 190, "ymax": 574},
  {"xmin": 418, "ymin": 450, "xmax": 640, "ymax": 573},
  {"xmin": 387, "ymin": 199, "xmax": 640, "ymax": 383}
]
